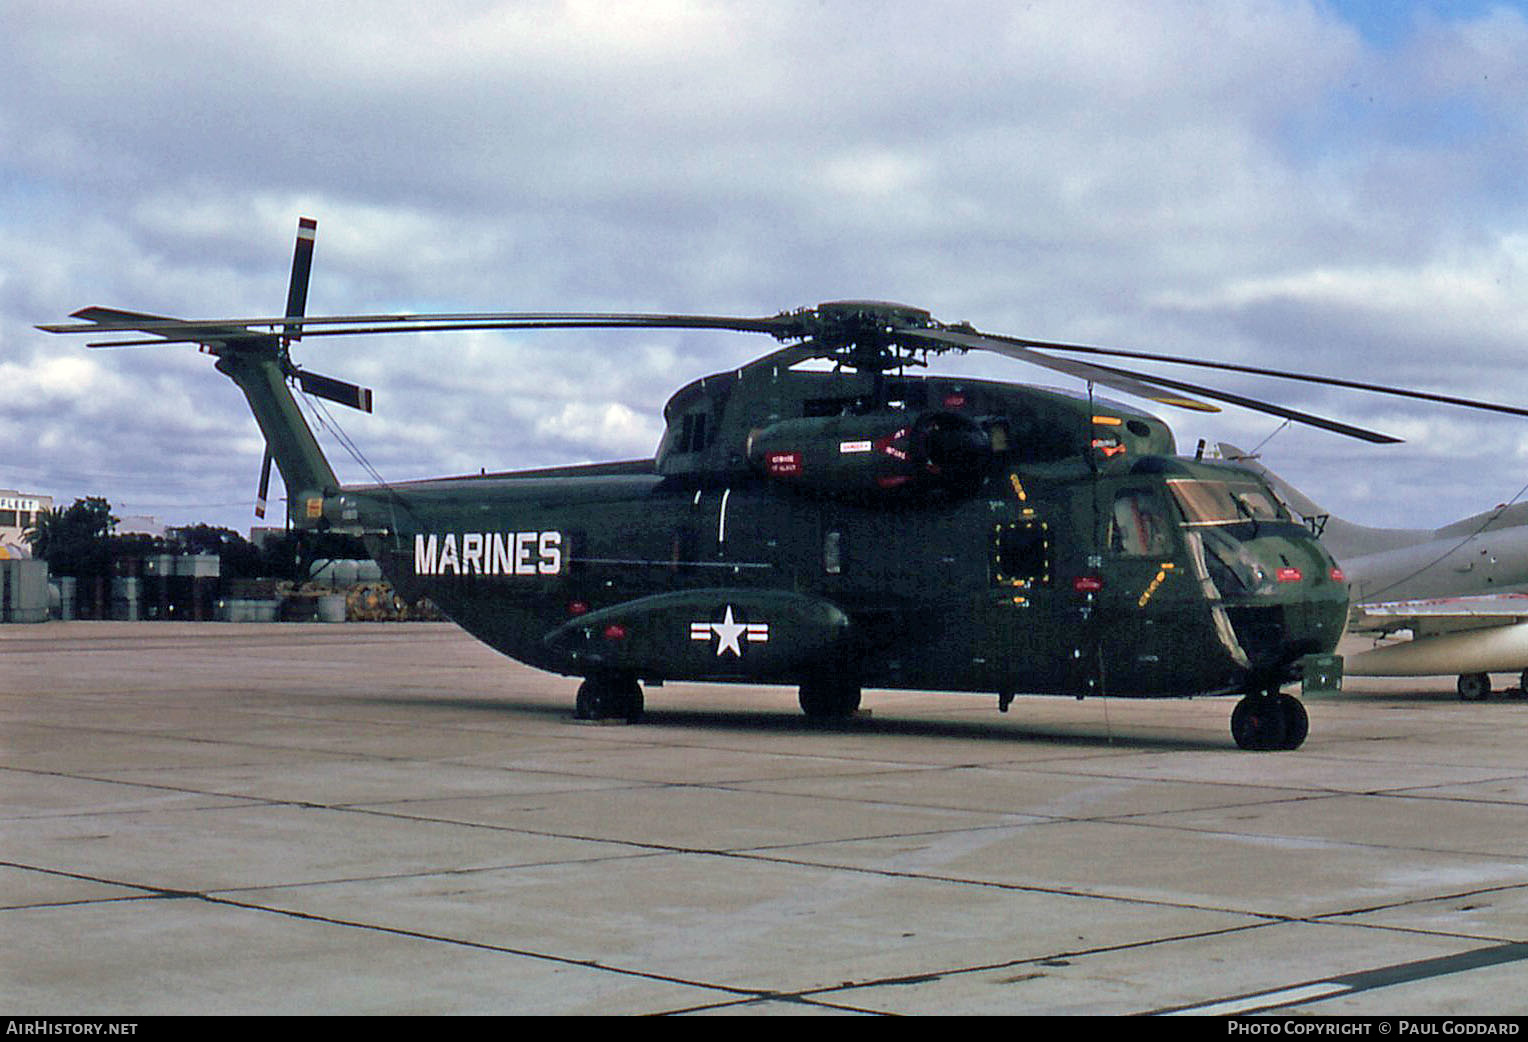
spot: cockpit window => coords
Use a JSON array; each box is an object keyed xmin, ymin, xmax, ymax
[
  {"xmin": 1110, "ymin": 489, "xmax": 1174, "ymax": 556},
  {"xmin": 1166, "ymin": 480, "xmax": 1286, "ymax": 527}
]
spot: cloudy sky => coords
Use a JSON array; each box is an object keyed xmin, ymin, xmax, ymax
[{"xmin": 7, "ymin": 0, "xmax": 1528, "ymax": 533}]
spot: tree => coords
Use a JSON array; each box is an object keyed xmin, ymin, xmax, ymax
[
  {"xmin": 22, "ymin": 507, "xmax": 64, "ymax": 560},
  {"xmin": 25, "ymin": 497, "xmax": 118, "ymax": 577}
]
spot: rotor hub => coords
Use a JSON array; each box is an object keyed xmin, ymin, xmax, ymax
[
  {"xmin": 805, "ymin": 300, "xmax": 936, "ymax": 373},
  {"xmin": 813, "ymin": 300, "xmax": 933, "ymax": 330}
]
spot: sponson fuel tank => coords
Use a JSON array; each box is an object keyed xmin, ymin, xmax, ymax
[{"xmin": 542, "ymin": 588, "xmax": 852, "ymax": 681}]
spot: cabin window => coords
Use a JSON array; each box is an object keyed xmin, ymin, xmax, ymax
[
  {"xmin": 677, "ymin": 412, "xmax": 710, "ymax": 454},
  {"xmin": 993, "ymin": 521, "xmax": 1049, "ymax": 587},
  {"xmin": 1110, "ymin": 489, "xmax": 1173, "ymax": 557}
]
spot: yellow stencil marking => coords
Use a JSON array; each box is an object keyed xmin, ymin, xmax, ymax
[{"xmin": 1137, "ymin": 563, "xmax": 1174, "ymax": 608}]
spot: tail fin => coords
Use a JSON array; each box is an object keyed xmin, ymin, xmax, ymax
[
  {"xmin": 1217, "ymin": 443, "xmax": 1429, "ymax": 558},
  {"xmin": 40, "ymin": 218, "xmax": 372, "ymax": 525},
  {"xmin": 214, "ymin": 347, "xmax": 341, "ymax": 503}
]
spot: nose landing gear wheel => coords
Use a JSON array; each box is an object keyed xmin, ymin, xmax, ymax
[
  {"xmin": 1276, "ymin": 692, "xmax": 1309, "ymax": 749},
  {"xmin": 1231, "ymin": 691, "xmax": 1307, "ymax": 750}
]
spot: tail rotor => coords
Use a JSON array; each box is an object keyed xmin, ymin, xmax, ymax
[
  {"xmin": 282, "ymin": 217, "xmax": 317, "ymax": 344},
  {"xmin": 255, "ymin": 448, "xmax": 273, "ymax": 520}
]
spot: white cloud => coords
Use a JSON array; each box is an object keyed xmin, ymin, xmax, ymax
[
  {"xmin": 534, "ymin": 400, "xmax": 662, "ymax": 459},
  {"xmin": 8, "ymin": 1, "xmax": 1528, "ymax": 531}
]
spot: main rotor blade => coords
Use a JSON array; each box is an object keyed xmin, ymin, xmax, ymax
[
  {"xmin": 43, "ymin": 307, "xmax": 282, "ymax": 350},
  {"xmin": 40, "ymin": 294, "xmax": 1505, "ymax": 443},
  {"xmin": 64, "ymin": 306, "xmax": 176, "ymax": 326},
  {"xmin": 1081, "ymin": 361, "xmax": 1401, "ymax": 443},
  {"xmin": 981, "ymin": 332, "xmax": 1528, "ymax": 422},
  {"xmin": 41, "ymin": 309, "xmax": 805, "ymax": 346},
  {"xmin": 904, "ymin": 326, "xmax": 1402, "ymax": 443},
  {"xmin": 899, "ymin": 326, "xmax": 1222, "ymax": 414}
]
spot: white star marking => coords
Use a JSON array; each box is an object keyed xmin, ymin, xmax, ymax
[
  {"xmin": 690, "ymin": 606, "xmax": 770, "ymax": 658},
  {"xmin": 711, "ymin": 605, "xmax": 746, "ymax": 657}
]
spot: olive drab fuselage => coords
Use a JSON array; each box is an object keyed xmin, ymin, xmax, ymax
[{"xmin": 318, "ymin": 367, "xmax": 1348, "ymax": 700}]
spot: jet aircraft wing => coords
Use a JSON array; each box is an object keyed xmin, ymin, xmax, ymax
[{"xmin": 1352, "ymin": 593, "xmax": 1528, "ymax": 635}]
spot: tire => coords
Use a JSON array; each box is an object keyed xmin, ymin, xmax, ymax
[
  {"xmin": 799, "ymin": 676, "xmax": 861, "ymax": 720},
  {"xmin": 1276, "ymin": 693, "xmax": 1308, "ymax": 750},
  {"xmin": 618, "ymin": 677, "xmax": 645, "ymax": 723},
  {"xmin": 1232, "ymin": 695, "xmax": 1287, "ymax": 751},
  {"xmin": 575, "ymin": 676, "xmax": 644, "ymax": 722},
  {"xmin": 1458, "ymin": 673, "xmax": 1491, "ymax": 702},
  {"xmin": 574, "ymin": 678, "xmax": 599, "ymax": 720}
]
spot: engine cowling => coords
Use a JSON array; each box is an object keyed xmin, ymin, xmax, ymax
[{"xmin": 746, "ymin": 411, "xmax": 991, "ymax": 499}]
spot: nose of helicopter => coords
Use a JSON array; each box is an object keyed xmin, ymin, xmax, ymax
[{"xmin": 1221, "ymin": 532, "xmax": 1349, "ymax": 680}]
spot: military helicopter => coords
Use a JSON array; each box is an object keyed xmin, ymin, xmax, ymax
[{"xmin": 41, "ymin": 219, "xmax": 1528, "ymax": 750}]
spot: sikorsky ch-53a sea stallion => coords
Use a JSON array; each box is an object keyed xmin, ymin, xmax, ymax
[{"xmin": 41, "ymin": 219, "xmax": 1528, "ymax": 749}]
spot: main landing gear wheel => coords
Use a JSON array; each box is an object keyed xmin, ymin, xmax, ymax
[
  {"xmin": 574, "ymin": 675, "xmax": 644, "ymax": 723},
  {"xmin": 1231, "ymin": 690, "xmax": 1307, "ymax": 751},
  {"xmin": 798, "ymin": 676, "xmax": 862, "ymax": 720},
  {"xmin": 1458, "ymin": 673, "xmax": 1491, "ymax": 702}
]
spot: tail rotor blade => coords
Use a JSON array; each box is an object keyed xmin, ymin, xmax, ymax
[
  {"xmin": 297, "ymin": 368, "xmax": 373, "ymax": 413},
  {"xmin": 283, "ymin": 217, "xmax": 317, "ymax": 342},
  {"xmin": 255, "ymin": 447, "xmax": 273, "ymax": 519}
]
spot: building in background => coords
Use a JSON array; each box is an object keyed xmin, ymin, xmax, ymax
[{"xmin": 0, "ymin": 489, "xmax": 53, "ymax": 559}]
